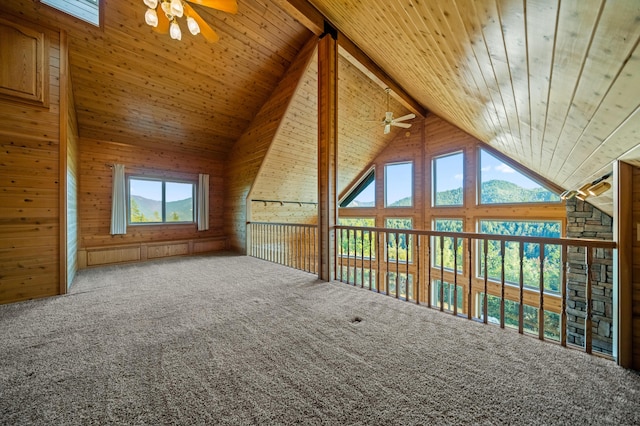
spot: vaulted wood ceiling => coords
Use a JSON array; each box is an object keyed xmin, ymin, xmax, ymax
[
  {"xmin": 306, "ymin": 0, "xmax": 640, "ymax": 213},
  {"xmin": 3, "ymin": 0, "xmax": 638, "ymax": 214}
]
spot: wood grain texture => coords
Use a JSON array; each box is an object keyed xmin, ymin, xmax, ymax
[
  {"xmin": 225, "ymin": 36, "xmax": 317, "ymax": 252},
  {"xmin": 2, "ymin": 0, "xmax": 311, "ymax": 159},
  {"xmin": 0, "ymin": 21, "xmax": 60, "ymax": 304},
  {"xmin": 306, "ymin": 0, "xmax": 640, "ymax": 216},
  {"xmin": 632, "ymin": 166, "xmax": 640, "ymax": 368},
  {"xmin": 79, "ymin": 138, "xmax": 225, "ymax": 251}
]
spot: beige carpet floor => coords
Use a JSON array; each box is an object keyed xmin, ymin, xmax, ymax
[{"xmin": 1, "ymin": 253, "xmax": 639, "ymax": 425}]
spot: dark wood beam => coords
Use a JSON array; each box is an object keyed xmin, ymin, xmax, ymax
[{"xmin": 317, "ymin": 32, "xmax": 338, "ymax": 281}]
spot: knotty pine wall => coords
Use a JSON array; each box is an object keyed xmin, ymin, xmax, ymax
[
  {"xmin": 0, "ymin": 19, "xmax": 62, "ymax": 304},
  {"xmin": 78, "ymin": 139, "xmax": 226, "ymax": 267},
  {"xmin": 225, "ymin": 36, "xmax": 317, "ymax": 252}
]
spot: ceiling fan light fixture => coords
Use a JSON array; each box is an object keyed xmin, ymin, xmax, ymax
[
  {"xmin": 577, "ymin": 182, "xmax": 592, "ymax": 196},
  {"xmin": 587, "ymin": 181, "xmax": 611, "ymax": 196},
  {"xmin": 170, "ymin": 20, "xmax": 182, "ymax": 40},
  {"xmin": 145, "ymin": 8, "xmax": 159, "ymax": 27},
  {"xmin": 170, "ymin": 0, "xmax": 184, "ymax": 17},
  {"xmin": 143, "ymin": 0, "xmax": 158, "ymax": 8},
  {"xmin": 186, "ymin": 15, "xmax": 200, "ymax": 35}
]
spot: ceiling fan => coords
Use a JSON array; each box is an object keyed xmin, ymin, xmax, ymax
[
  {"xmin": 143, "ymin": 0, "xmax": 238, "ymax": 42},
  {"xmin": 372, "ymin": 88, "xmax": 416, "ymax": 134}
]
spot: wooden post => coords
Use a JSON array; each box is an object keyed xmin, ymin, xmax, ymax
[
  {"xmin": 317, "ymin": 28, "xmax": 338, "ymax": 281},
  {"xmin": 614, "ymin": 160, "xmax": 633, "ymax": 367}
]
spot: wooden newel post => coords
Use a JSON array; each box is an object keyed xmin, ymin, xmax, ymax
[{"xmin": 318, "ymin": 26, "xmax": 338, "ymax": 282}]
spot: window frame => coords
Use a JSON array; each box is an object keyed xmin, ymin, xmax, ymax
[
  {"xmin": 339, "ymin": 167, "xmax": 375, "ymax": 208},
  {"xmin": 475, "ymin": 218, "xmax": 563, "ymax": 294},
  {"xmin": 127, "ymin": 175, "xmax": 196, "ymax": 226},
  {"xmin": 39, "ymin": 0, "xmax": 102, "ymax": 27},
  {"xmin": 384, "ymin": 217, "xmax": 414, "ymax": 264},
  {"xmin": 384, "ymin": 161, "xmax": 414, "ymax": 208},
  {"xmin": 477, "ymin": 147, "xmax": 561, "ymax": 206},
  {"xmin": 431, "ymin": 217, "xmax": 465, "ymax": 273},
  {"xmin": 432, "ymin": 150, "xmax": 464, "ymax": 207}
]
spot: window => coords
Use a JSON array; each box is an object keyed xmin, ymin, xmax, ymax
[
  {"xmin": 338, "ymin": 217, "xmax": 376, "ymax": 259},
  {"xmin": 479, "ymin": 149, "xmax": 560, "ymax": 204},
  {"xmin": 128, "ymin": 177, "xmax": 194, "ymax": 224},
  {"xmin": 432, "ymin": 280, "xmax": 464, "ymax": 313},
  {"xmin": 387, "ymin": 272, "xmax": 414, "ymax": 300},
  {"xmin": 432, "ymin": 218, "xmax": 463, "ymax": 272},
  {"xmin": 433, "ymin": 151, "xmax": 464, "ymax": 206},
  {"xmin": 385, "ymin": 218, "xmax": 413, "ymax": 263},
  {"xmin": 40, "ymin": 0, "xmax": 100, "ymax": 26},
  {"xmin": 477, "ymin": 220, "xmax": 561, "ymax": 293},
  {"xmin": 340, "ymin": 169, "xmax": 375, "ymax": 208},
  {"xmin": 385, "ymin": 162, "xmax": 413, "ymax": 207},
  {"xmin": 478, "ymin": 293, "xmax": 560, "ymax": 340}
]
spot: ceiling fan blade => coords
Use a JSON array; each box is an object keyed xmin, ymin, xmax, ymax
[
  {"xmin": 384, "ymin": 124, "xmax": 391, "ymax": 134},
  {"xmin": 153, "ymin": 6, "xmax": 170, "ymax": 34},
  {"xmin": 187, "ymin": 0, "xmax": 238, "ymax": 14},
  {"xmin": 391, "ymin": 122, "xmax": 412, "ymax": 129},
  {"xmin": 393, "ymin": 113, "xmax": 416, "ymax": 122},
  {"xmin": 184, "ymin": 3, "xmax": 220, "ymax": 42}
]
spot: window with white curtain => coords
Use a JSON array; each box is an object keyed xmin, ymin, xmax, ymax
[{"xmin": 128, "ymin": 177, "xmax": 195, "ymax": 224}]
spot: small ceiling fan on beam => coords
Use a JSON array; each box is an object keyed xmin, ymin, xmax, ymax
[
  {"xmin": 143, "ymin": 0, "xmax": 238, "ymax": 42},
  {"xmin": 372, "ymin": 88, "xmax": 416, "ymax": 134}
]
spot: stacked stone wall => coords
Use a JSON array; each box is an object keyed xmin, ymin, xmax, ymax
[{"xmin": 565, "ymin": 198, "xmax": 614, "ymax": 355}]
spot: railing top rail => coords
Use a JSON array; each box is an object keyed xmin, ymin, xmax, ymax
[
  {"xmin": 334, "ymin": 225, "xmax": 617, "ymax": 249},
  {"xmin": 247, "ymin": 221, "xmax": 317, "ymax": 229}
]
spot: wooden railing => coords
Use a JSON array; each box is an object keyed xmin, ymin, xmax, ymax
[
  {"xmin": 335, "ymin": 225, "xmax": 617, "ymax": 357},
  {"xmin": 247, "ymin": 222, "xmax": 318, "ymax": 274},
  {"xmin": 247, "ymin": 222, "xmax": 617, "ymax": 357}
]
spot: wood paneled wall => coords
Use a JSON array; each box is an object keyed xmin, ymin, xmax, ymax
[
  {"xmin": 225, "ymin": 36, "xmax": 317, "ymax": 252},
  {"xmin": 78, "ymin": 138, "xmax": 225, "ymax": 266},
  {"xmin": 0, "ymin": 18, "xmax": 61, "ymax": 304},
  {"xmin": 632, "ymin": 166, "xmax": 640, "ymax": 368}
]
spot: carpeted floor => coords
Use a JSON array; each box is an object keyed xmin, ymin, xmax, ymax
[{"xmin": 1, "ymin": 253, "xmax": 639, "ymax": 425}]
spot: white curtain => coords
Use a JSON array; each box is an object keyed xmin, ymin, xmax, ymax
[
  {"xmin": 197, "ymin": 173, "xmax": 210, "ymax": 231},
  {"xmin": 110, "ymin": 164, "xmax": 127, "ymax": 235}
]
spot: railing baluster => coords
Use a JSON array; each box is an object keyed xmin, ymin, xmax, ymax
[
  {"xmin": 369, "ymin": 230, "xmax": 373, "ymax": 290},
  {"xmin": 539, "ymin": 243, "xmax": 545, "ymax": 340},
  {"xmin": 483, "ymin": 239, "xmax": 488, "ymax": 324},
  {"xmin": 561, "ymin": 244, "xmax": 568, "ymax": 347},
  {"xmin": 439, "ymin": 235, "xmax": 444, "ymax": 311},
  {"xmin": 361, "ymin": 229, "xmax": 365, "ymax": 288},
  {"xmin": 427, "ymin": 235, "xmax": 432, "ymax": 308},
  {"xmin": 519, "ymin": 241, "xmax": 524, "ymax": 334},
  {"xmin": 395, "ymin": 232, "xmax": 399, "ymax": 299},
  {"xmin": 467, "ymin": 237, "xmax": 472, "ymax": 319},
  {"xmin": 500, "ymin": 240, "xmax": 505, "ymax": 329},
  {"xmin": 585, "ymin": 246, "xmax": 593, "ymax": 354},
  {"xmin": 453, "ymin": 236, "xmax": 458, "ymax": 316},
  {"xmin": 416, "ymin": 234, "xmax": 420, "ymax": 305}
]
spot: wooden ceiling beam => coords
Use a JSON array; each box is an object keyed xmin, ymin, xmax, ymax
[{"xmin": 281, "ymin": 0, "xmax": 427, "ymax": 117}]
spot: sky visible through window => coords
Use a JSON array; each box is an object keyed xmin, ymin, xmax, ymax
[
  {"xmin": 130, "ymin": 179, "xmax": 193, "ymax": 202},
  {"xmin": 385, "ymin": 162, "xmax": 413, "ymax": 206},
  {"xmin": 480, "ymin": 150, "xmax": 542, "ymax": 189}
]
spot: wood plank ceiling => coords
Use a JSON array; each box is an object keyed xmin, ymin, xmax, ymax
[
  {"xmin": 2, "ymin": 0, "xmax": 312, "ymax": 157},
  {"xmin": 306, "ymin": 0, "xmax": 640, "ymax": 213},
  {"xmin": 2, "ymin": 0, "xmax": 638, "ymax": 214}
]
